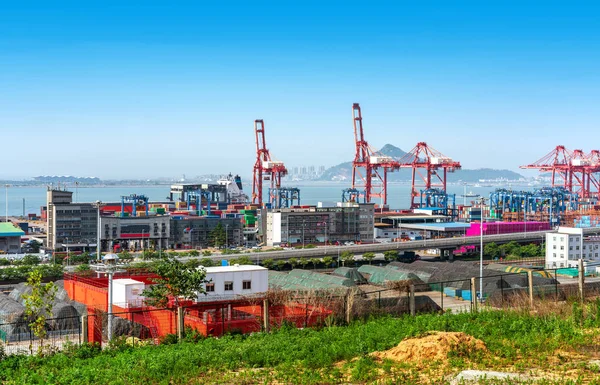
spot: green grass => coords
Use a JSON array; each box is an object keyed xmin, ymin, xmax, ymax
[{"xmin": 1, "ymin": 310, "xmax": 598, "ymax": 384}]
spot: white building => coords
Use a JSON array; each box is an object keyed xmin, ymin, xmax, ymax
[
  {"xmin": 545, "ymin": 227, "xmax": 600, "ymax": 271},
  {"xmin": 112, "ymin": 278, "xmax": 146, "ymax": 308},
  {"xmin": 263, "ymin": 202, "xmax": 375, "ymax": 247},
  {"xmin": 198, "ymin": 264, "xmax": 268, "ymax": 301}
]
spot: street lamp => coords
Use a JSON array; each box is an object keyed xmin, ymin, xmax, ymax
[
  {"xmin": 96, "ymin": 201, "xmax": 102, "ymax": 262},
  {"xmin": 92, "ymin": 254, "xmax": 120, "ymax": 342},
  {"xmin": 479, "ymin": 197, "xmax": 485, "ymax": 303},
  {"xmin": 65, "ymin": 237, "xmax": 70, "ymax": 266},
  {"xmin": 4, "ymin": 184, "xmax": 9, "ymax": 222},
  {"xmin": 524, "ymin": 204, "xmax": 527, "ymax": 238},
  {"xmin": 302, "ymin": 220, "xmax": 306, "ymax": 249}
]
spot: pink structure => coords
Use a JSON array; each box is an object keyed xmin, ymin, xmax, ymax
[{"xmin": 466, "ymin": 221, "xmax": 550, "ymax": 237}]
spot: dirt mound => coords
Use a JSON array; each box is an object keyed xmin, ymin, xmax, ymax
[{"xmin": 372, "ymin": 331, "xmax": 487, "ymax": 363}]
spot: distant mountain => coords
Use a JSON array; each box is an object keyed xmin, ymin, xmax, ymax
[
  {"xmin": 318, "ymin": 144, "xmax": 524, "ymax": 182},
  {"xmin": 378, "ymin": 144, "xmax": 407, "ymax": 158},
  {"xmin": 447, "ymin": 168, "xmax": 524, "ymax": 182},
  {"xmin": 33, "ymin": 176, "xmax": 101, "ymax": 184}
]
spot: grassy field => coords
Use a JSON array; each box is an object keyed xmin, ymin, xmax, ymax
[{"xmin": 2, "ymin": 303, "xmax": 600, "ymax": 384}]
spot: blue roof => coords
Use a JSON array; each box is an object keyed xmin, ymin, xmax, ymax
[{"xmin": 0, "ymin": 223, "xmax": 25, "ymax": 237}]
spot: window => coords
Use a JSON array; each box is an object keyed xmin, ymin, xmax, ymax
[
  {"xmin": 224, "ymin": 281, "xmax": 233, "ymax": 291},
  {"xmin": 560, "ymin": 246, "xmax": 564, "ymax": 250},
  {"xmin": 553, "ymin": 237, "xmax": 556, "ymax": 241},
  {"xmin": 206, "ymin": 283, "xmax": 215, "ymax": 292},
  {"xmin": 553, "ymin": 253, "xmax": 556, "ymax": 258},
  {"xmin": 553, "ymin": 245, "xmax": 556, "ymax": 249},
  {"xmin": 243, "ymin": 280, "xmax": 252, "ymax": 290}
]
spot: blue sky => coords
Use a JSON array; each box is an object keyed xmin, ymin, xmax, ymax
[{"xmin": 1, "ymin": 1, "xmax": 599, "ymax": 179}]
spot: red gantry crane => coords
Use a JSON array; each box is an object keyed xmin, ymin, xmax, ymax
[
  {"xmin": 351, "ymin": 103, "xmax": 400, "ymax": 205},
  {"xmin": 520, "ymin": 145, "xmax": 572, "ymax": 191},
  {"xmin": 586, "ymin": 150, "xmax": 600, "ymax": 200},
  {"xmin": 397, "ymin": 142, "xmax": 461, "ymax": 209},
  {"xmin": 520, "ymin": 145, "xmax": 600, "ymax": 199},
  {"xmin": 252, "ymin": 119, "xmax": 288, "ymax": 206}
]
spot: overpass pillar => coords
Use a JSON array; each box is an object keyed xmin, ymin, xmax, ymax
[{"xmin": 439, "ymin": 248, "xmax": 454, "ymax": 261}]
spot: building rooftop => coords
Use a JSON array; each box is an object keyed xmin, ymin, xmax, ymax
[
  {"xmin": 398, "ymin": 222, "xmax": 471, "ymax": 231},
  {"xmin": 203, "ymin": 265, "xmax": 267, "ymax": 273},
  {"xmin": 0, "ymin": 223, "xmax": 25, "ymax": 237},
  {"xmin": 113, "ymin": 278, "xmax": 144, "ymax": 285}
]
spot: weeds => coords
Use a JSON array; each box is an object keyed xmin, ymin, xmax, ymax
[{"xmin": 0, "ymin": 309, "xmax": 599, "ymax": 384}]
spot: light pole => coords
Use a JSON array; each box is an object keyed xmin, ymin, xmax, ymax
[
  {"xmin": 524, "ymin": 202, "xmax": 527, "ymax": 238},
  {"xmin": 4, "ymin": 184, "xmax": 9, "ymax": 222},
  {"xmin": 96, "ymin": 201, "xmax": 102, "ymax": 262},
  {"xmin": 398, "ymin": 220, "xmax": 402, "ymax": 243},
  {"xmin": 302, "ymin": 220, "xmax": 306, "ymax": 249},
  {"xmin": 479, "ymin": 197, "xmax": 485, "ymax": 303},
  {"xmin": 66, "ymin": 237, "xmax": 70, "ymax": 266},
  {"xmin": 225, "ymin": 224, "xmax": 229, "ymax": 248},
  {"xmin": 94, "ymin": 254, "xmax": 119, "ymax": 342}
]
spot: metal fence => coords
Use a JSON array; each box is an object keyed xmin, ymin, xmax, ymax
[
  {"xmin": 0, "ymin": 315, "xmax": 81, "ymax": 356},
  {"xmin": 2, "ymin": 260, "xmax": 600, "ymax": 355}
]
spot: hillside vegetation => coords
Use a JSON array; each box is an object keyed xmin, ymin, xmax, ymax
[{"xmin": 2, "ymin": 302, "xmax": 600, "ymax": 384}]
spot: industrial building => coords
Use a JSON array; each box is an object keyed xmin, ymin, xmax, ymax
[
  {"xmin": 262, "ymin": 202, "xmax": 374, "ymax": 247},
  {"xmin": 101, "ymin": 214, "xmax": 171, "ymax": 252},
  {"xmin": 199, "ymin": 265, "xmax": 268, "ymax": 300},
  {"xmin": 170, "ymin": 216, "xmax": 242, "ymax": 249},
  {"xmin": 46, "ymin": 188, "xmax": 99, "ymax": 251},
  {"xmin": 0, "ymin": 222, "xmax": 25, "ymax": 253},
  {"xmin": 45, "ymin": 186, "xmax": 248, "ymax": 252},
  {"xmin": 545, "ymin": 227, "xmax": 600, "ymax": 270}
]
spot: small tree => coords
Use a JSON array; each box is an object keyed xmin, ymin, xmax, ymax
[
  {"xmin": 141, "ymin": 249, "xmax": 159, "ymax": 260},
  {"xmin": 275, "ymin": 259, "xmax": 287, "ymax": 271},
  {"xmin": 19, "ymin": 255, "xmax": 41, "ymax": 266},
  {"xmin": 262, "ymin": 258, "xmax": 275, "ymax": 270},
  {"xmin": 230, "ymin": 256, "xmax": 253, "ymax": 265},
  {"xmin": 310, "ymin": 257, "xmax": 321, "ymax": 270},
  {"xmin": 29, "ymin": 240, "xmax": 42, "ymax": 253},
  {"xmin": 384, "ymin": 250, "xmax": 398, "ymax": 262},
  {"xmin": 322, "ymin": 256, "xmax": 334, "ymax": 268},
  {"xmin": 199, "ymin": 258, "xmax": 214, "ymax": 267},
  {"xmin": 23, "ymin": 269, "xmax": 57, "ymax": 355},
  {"xmin": 340, "ymin": 251, "xmax": 354, "ymax": 267},
  {"xmin": 202, "ymin": 250, "xmax": 212, "ymax": 257},
  {"xmin": 484, "ymin": 243, "xmax": 500, "ymax": 260},
  {"xmin": 362, "ymin": 252, "xmax": 376, "ymax": 265},
  {"xmin": 75, "ymin": 264, "xmax": 92, "ymax": 274},
  {"xmin": 299, "ymin": 257, "xmax": 309, "ymax": 269},
  {"xmin": 209, "ymin": 223, "xmax": 226, "ymax": 248},
  {"xmin": 118, "ymin": 250, "xmax": 135, "ymax": 261},
  {"xmin": 188, "ymin": 250, "xmax": 200, "ymax": 257},
  {"xmin": 288, "ymin": 258, "xmax": 298, "ymax": 269},
  {"xmin": 142, "ymin": 256, "xmax": 209, "ymax": 309}
]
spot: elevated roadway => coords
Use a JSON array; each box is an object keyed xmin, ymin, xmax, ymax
[{"xmin": 208, "ymin": 227, "xmax": 600, "ymax": 263}]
